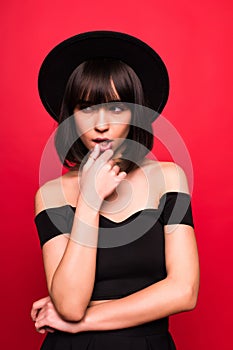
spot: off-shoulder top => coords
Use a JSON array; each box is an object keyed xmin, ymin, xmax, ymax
[{"xmin": 34, "ymin": 192, "xmax": 194, "ymax": 300}]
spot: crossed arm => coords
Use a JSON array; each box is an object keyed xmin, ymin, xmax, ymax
[{"xmin": 31, "ymin": 224, "xmax": 199, "ymax": 334}]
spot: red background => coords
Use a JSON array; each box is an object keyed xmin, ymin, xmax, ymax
[{"xmin": 1, "ymin": 1, "xmax": 232, "ymax": 349}]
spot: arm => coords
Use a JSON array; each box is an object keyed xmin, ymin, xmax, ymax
[
  {"xmin": 37, "ymin": 146, "xmax": 126, "ymax": 322},
  {"xmin": 32, "ymin": 224, "xmax": 199, "ymax": 333},
  {"xmin": 44, "ymin": 195, "xmax": 100, "ymax": 322},
  {"xmin": 80, "ymin": 224, "xmax": 199, "ymax": 331}
]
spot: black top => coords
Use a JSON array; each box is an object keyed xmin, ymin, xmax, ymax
[{"xmin": 34, "ymin": 191, "xmax": 194, "ymax": 300}]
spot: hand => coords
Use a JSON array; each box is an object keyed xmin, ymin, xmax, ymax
[
  {"xmin": 79, "ymin": 144, "xmax": 127, "ymax": 209},
  {"xmin": 31, "ymin": 296, "xmax": 85, "ymax": 334},
  {"xmin": 31, "ymin": 296, "xmax": 54, "ymax": 333}
]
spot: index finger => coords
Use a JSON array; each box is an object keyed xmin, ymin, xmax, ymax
[
  {"xmin": 83, "ymin": 144, "xmax": 100, "ymax": 170},
  {"xmin": 96, "ymin": 149, "xmax": 114, "ymax": 164}
]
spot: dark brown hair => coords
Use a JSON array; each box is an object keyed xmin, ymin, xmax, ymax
[{"xmin": 55, "ymin": 58, "xmax": 154, "ymax": 173}]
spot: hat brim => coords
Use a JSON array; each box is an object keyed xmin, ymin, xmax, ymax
[{"xmin": 38, "ymin": 30, "xmax": 169, "ymax": 121}]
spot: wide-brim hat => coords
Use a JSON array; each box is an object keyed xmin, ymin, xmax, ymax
[{"xmin": 38, "ymin": 30, "xmax": 169, "ymax": 121}]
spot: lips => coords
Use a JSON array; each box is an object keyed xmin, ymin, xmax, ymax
[
  {"xmin": 92, "ymin": 138, "xmax": 113, "ymax": 151},
  {"xmin": 93, "ymin": 138, "xmax": 111, "ymax": 143}
]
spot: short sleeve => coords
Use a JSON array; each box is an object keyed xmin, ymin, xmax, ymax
[
  {"xmin": 34, "ymin": 206, "xmax": 74, "ymax": 248},
  {"xmin": 159, "ymin": 192, "xmax": 194, "ymax": 228}
]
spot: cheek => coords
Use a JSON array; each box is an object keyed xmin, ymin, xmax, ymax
[
  {"xmin": 74, "ymin": 117, "xmax": 92, "ymax": 136},
  {"xmin": 118, "ymin": 112, "xmax": 131, "ymax": 136},
  {"xmin": 122, "ymin": 124, "xmax": 130, "ymax": 137},
  {"xmin": 74, "ymin": 120, "xmax": 91, "ymax": 148},
  {"xmin": 78, "ymin": 130, "xmax": 91, "ymax": 147},
  {"xmin": 113, "ymin": 124, "xmax": 130, "ymax": 140}
]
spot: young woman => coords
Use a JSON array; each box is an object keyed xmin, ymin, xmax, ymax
[{"xmin": 31, "ymin": 31, "xmax": 199, "ymax": 350}]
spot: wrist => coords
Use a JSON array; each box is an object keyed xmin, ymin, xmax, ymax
[
  {"xmin": 73, "ymin": 311, "xmax": 92, "ymax": 333},
  {"xmin": 76, "ymin": 191, "xmax": 103, "ymax": 214},
  {"xmin": 69, "ymin": 195, "xmax": 101, "ymax": 247}
]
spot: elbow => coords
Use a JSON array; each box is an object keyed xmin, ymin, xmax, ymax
[
  {"xmin": 50, "ymin": 287, "xmax": 87, "ymax": 322},
  {"xmin": 57, "ymin": 305, "xmax": 85, "ymax": 322},
  {"xmin": 60, "ymin": 310, "xmax": 85, "ymax": 322},
  {"xmin": 182, "ymin": 284, "xmax": 199, "ymax": 311},
  {"xmin": 52, "ymin": 299, "xmax": 86, "ymax": 322},
  {"xmin": 188, "ymin": 287, "xmax": 199, "ymax": 310}
]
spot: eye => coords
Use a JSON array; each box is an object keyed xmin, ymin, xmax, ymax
[
  {"xmin": 82, "ymin": 106, "xmax": 93, "ymax": 113},
  {"xmin": 78, "ymin": 103, "xmax": 95, "ymax": 113},
  {"xmin": 108, "ymin": 103, "xmax": 129, "ymax": 114}
]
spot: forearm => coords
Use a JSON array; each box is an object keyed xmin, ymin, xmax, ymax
[
  {"xmin": 50, "ymin": 195, "xmax": 101, "ymax": 321},
  {"xmin": 82, "ymin": 277, "xmax": 197, "ymax": 331}
]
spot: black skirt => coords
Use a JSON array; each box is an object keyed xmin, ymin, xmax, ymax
[{"xmin": 40, "ymin": 318, "xmax": 176, "ymax": 350}]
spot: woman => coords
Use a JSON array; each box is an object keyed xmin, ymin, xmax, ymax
[{"xmin": 31, "ymin": 31, "xmax": 199, "ymax": 349}]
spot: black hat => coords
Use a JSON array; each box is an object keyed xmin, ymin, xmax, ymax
[{"xmin": 38, "ymin": 30, "xmax": 169, "ymax": 121}]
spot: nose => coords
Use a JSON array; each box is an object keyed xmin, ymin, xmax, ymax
[{"xmin": 94, "ymin": 108, "xmax": 109, "ymax": 133}]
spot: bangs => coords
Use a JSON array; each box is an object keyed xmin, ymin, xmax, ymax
[
  {"xmin": 67, "ymin": 59, "xmax": 138, "ymax": 112},
  {"xmin": 78, "ymin": 61, "xmax": 119, "ymax": 104}
]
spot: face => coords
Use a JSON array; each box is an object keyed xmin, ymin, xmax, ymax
[{"xmin": 73, "ymin": 81, "xmax": 131, "ymax": 156}]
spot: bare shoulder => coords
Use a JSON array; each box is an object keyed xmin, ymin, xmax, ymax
[
  {"xmin": 34, "ymin": 176, "xmax": 64, "ymax": 216},
  {"xmin": 143, "ymin": 159, "xmax": 190, "ymax": 195},
  {"xmin": 159, "ymin": 161, "xmax": 190, "ymax": 194},
  {"xmin": 34, "ymin": 170, "xmax": 79, "ymax": 216}
]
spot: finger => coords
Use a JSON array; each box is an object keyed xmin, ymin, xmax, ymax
[
  {"xmin": 83, "ymin": 144, "xmax": 100, "ymax": 170},
  {"xmin": 31, "ymin": 308, "xmax": 38, "ymax": 321},
  {"xmin": 31, "ymin": 297, "xmax": 49, "ymax": 319},
  {"xmin": 90, "ymin": 143, "xmax": 101, "ymax": 159},
  {"xmin": 32, "ymin": 296, "xmax": 50, "ymax": 310},
  {"xmin": 36, "ymin": 328, "xmax": 46, "ymax": 334},
  {"xmin": 111, "ymin": 165, "xmax": 120, "ymax": 175},
  {"xmin": 107, "ymin": 159, "xmax": 116, "ymax": 167},
  {"xmin": 35, "ymin": 316, "xmax": 55, "ymax": 334},
  {"xmin": 32, "ymin": 297, "xmax": 51, "ymax": 320},
  {"xmin": 31, "ymin": 296, "xmax": 50, "ymax": 320},
  {"xmin": 45, "ymin": 327, "xmax": 55, "ymax": 333},
  {"xmin": 96, "ymin": 149, "xmax": 114, "ymax": 164},
  {"xmin": 35, "ymin": 313, "xmax": 48, "ymax": 331},
  {"xmin": 35, "ymin": 307, "xmax": 45, "ymax": 322},
  {"xmin": 37, "ymin": 326, "xmax": 54, "ymax": 334},
  {"xmin": 85, "ymin": 144, "xmax": 100, "ymax": 165},
  {"xmin": 31, "ymin": 305, "xmax": 44, "ymax": 321},
  {"xmin": 116, "ymin": 171, "xmax": 127, "ymax": 181},
  {"xmin": 35, "ymin": 319, "xmax": 45, "ymax": 332}
]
